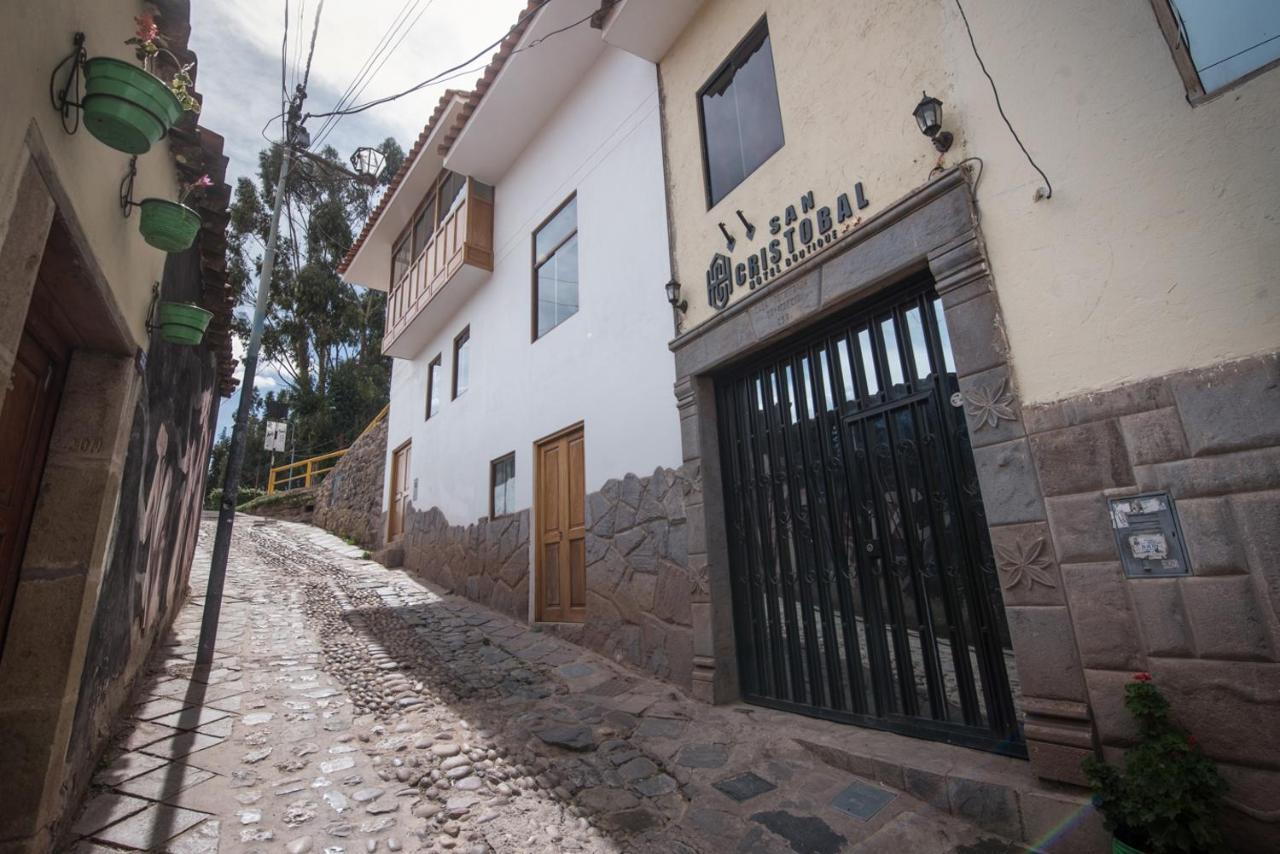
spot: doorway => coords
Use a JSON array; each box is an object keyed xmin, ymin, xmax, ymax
[
  {"xmin": 388, "ymin": 440, "xmax": 411, "ymax": 540},
  {"xmin": 0, "ymin": 281, "xmax": 72, "ymax": 657},
  {"xmin": 716, "ymin": 278, "xmax": 1023, "ymax": 755},
  {"xmin": 535, "ymin": 423, "xmax": 586, "ymax": 623}
]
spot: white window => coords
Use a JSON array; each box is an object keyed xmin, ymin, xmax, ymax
[{"xmin": 533, "ymin": 196, "xmax": 578, "ymax": 340}]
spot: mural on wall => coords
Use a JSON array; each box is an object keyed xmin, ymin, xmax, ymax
[{"xmin": 65, "ymin": 250, "xmax": 220, "ymax": 788}]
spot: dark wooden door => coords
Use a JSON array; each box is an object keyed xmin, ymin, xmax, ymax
[
  {"xmin": 0, "ymin": 317, "xmax": 69, "ymax": 656},
  {"xmin": 536, "ymin": 424, "xmax": 585, "ymax": 623},
  {"xmin": 388, "ymin": 441, "xmax": 411, "ymax": 540}
]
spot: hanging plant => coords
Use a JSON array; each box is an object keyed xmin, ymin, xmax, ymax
[
  {"xmin": 80, "ymin": 12, "xmax": 200, "ymax": 154},
  {"xmin": 155, "ymin": 301, "xmax": 213, "ymax": 346},
  {"xmin": 137, "ymin": 173, "xmax": 211, "ymax": 252}
]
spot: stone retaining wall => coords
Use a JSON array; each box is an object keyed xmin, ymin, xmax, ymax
[
  {"xmin": 398, "ymin": 464, "xmax": 697, "ymax": 692},
  {"xmin": 402, "ymin": 507, "xmax": 531, "ymax": 622},
  {"xmin": 313, "ymin": 415, "xmax": 388, "ymax": 550}
]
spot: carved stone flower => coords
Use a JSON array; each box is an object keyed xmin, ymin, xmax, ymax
[
  {"xmin": 995, "ymin": 537, "xmax": 1056, "ymax": 590},
  {"xmin": 964, "ymin": 378, "xmax": 1017, "ymax": 430}
]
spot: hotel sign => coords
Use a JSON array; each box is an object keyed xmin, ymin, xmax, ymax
[{"xmin": 706, "ymin": 183, "xmax": 869, "ymax": 311}]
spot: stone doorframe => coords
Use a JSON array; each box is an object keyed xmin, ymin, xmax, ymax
[
  {"xmin": 669, "ymin": 168, "xmax": 1093, "ymax": 787},
  {"xmin": 0, "ymin": 125, "xmax": 141, "ymax": 851}
]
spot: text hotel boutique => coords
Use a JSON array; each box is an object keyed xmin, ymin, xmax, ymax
[{"xmin": 343, "ymin": 0, "xmax": 1280, "ymax": 849}]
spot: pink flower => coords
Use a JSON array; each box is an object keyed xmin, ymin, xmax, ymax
[
  {"xmin": 1133, "ymin": 672, "xmax": 1152, "ymax": 682},
  {"xmin": 193, "ymin": 174, "xmax": 213, "ymax": 189},
  {"xmin": 135, "ymin": 13, "xmax": 158, "ymax": 43}
]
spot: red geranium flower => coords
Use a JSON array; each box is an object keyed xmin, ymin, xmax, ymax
[
  {"xmin": 1133, "ymin": 672, "xmax": 1152, "ymax": 682},
  {"xmin": 135, "ymin": 13, "xmax": 158, "ymax": 43},
  {"xmin": 1188, "ymin": 734, "xmax": 1197, "ymax": 747}
]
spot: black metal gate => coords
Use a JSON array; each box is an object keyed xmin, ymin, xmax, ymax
[{"xmin": 717, "ymin": 278, "xmax": 1024, "ymax": 755}]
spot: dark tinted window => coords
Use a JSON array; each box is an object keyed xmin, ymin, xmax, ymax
[
  {"xmin": 700, "ymin": 20, "xmax": 784, "ymax": 206},
  {"xmin": 491, "ymin": 453, "xmax": 515, "ymax": 518},
  {"xmin": 426, "ymin": 354, "xmax": 442, "ymax": 419}
]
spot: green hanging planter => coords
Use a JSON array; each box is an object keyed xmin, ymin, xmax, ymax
[
  {"xmin": 156, "ymin": 301, "xmax": 212, "ymax": 346},
  {"xmin": 138, "ymin": 198, "xmax": 201, "ymax": 252},
  {"xmin": 82, "ymin": 57, "xmax": 184, "ymax": 154}
]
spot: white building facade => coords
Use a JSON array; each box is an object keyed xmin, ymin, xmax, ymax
[{"xmin": 340, "ymin": 1, "xmax": 694, "ymax": 686}]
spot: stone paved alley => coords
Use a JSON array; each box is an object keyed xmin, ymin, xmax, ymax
[{"xmin": 62, "ymin": 518, "xmax": 1076, "ymax": 853}]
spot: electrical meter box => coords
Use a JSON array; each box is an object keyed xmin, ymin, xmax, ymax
[{"xmin": 1107, "ymin": 492, "xmax": 1192, "ymax": 578}]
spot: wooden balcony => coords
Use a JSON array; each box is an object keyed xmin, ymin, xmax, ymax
[{"xmin": 383, "ymin": 178, "xmax": 494, "ymax": 358}]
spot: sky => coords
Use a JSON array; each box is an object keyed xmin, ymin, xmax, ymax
[{"xmin": 187, "ymin": 0, "xmax": 526, "ymax": 441}]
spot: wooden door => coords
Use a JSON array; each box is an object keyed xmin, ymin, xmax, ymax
[
  {"xmin": 536, "ymin": 424, "xmax": 585, "ymax": 623},
  {"xmin": 0, "ymin": 316, "xmax": 69, "ymax": 656},
  {"xmin": 388, "ymin": 441, "xmax": 411, "ymax": 540}
]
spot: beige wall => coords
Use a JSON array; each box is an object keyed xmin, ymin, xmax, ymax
[
  {"xmin": 0, "ymin": 0, "xmax": 180, "ymax": 349},
  {"xmin": 661, "ymin": 0, "xmax": 1280, "ymax": 404}
]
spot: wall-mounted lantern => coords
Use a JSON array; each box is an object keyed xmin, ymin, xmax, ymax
[
  {"xmin": 913, "ymin": 91, "xmax": 953, "ymax": 153},
  {"xmin": 665, "ymin": 279, "xmax": 688, "ymax": 313}
]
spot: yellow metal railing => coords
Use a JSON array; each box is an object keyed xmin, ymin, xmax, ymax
[{"xmin": 267, "ymin": 405, "xmax": 388, "ymax": 494}]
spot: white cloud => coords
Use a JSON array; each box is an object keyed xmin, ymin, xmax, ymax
[{"xmin": 189, "ymin": 0, "xmax": 527, "ymax": 188}]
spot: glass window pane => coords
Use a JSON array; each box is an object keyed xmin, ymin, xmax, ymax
[
  {"xmin": 454, "ymin": 332, "xmax": 470, "ymax": 397},
  {"xmin": 392, "ymin": 236, "xmax": 411, "ymax": 283},
  {"xmin": 701, "ymin": 26, "xmax": 784, "ymax": 205},
  {"xmin": 1175, "ymin": 0, "xmax": 1280, "ymax": 93},
  {"xmin": 880, "ymin": 318, "xmax": 905, "ymax": 388},
  {"xmin": 535, "ymin": 198, "xmax": 577, "ymax": 261},
  {"xmin": 905, "ymin": 307, "xmax": 932, "ymax": 382},
  {"xmin": 818, "ymin": 349, "xmax": 836, "ymax": 411},
  {"xmin": 437, "ymin": 173, "xmax": 466, "ymax": 227},
  {"xmin": 836, "ymin": 337, "xmax": 858, "ymax": 401},
  {"xmin": 931, "ymin": 298, "xmax": 956, "ymax": 374},
  {"xmin": 427, "ymin": 359, "xmax": 441, "ymax": 418},
  {"xmin": 413, "ymin": 202, "xmax": 433, "ymax": 255},
  {"xmin": 536, "ymin": 234, "xmax": 579, "ymax": 338},
  {"xmin": 857, "ymin": 329, "xmax": 880, "ymax": 396}
]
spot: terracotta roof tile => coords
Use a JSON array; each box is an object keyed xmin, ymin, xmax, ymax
[{"xmin": 337, "ymin": 89, "xmax": 465, "ymax": 274}]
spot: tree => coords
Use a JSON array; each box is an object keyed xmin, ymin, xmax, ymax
[{"xmin": 223, "ymin": 136, "xmax": 404, "ymax": 470}]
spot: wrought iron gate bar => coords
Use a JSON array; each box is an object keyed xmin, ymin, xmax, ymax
[{"xmin": 716, "ymin": 276, "xmax": 1024, "ymax": 757}]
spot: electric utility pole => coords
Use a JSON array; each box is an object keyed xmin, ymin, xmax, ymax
[{"xmin": 196, "ymin": 90, "xmax": 305, "ymax": 669}]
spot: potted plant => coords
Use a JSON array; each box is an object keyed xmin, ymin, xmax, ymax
[
  {"xmin": 82, "ymin": 12, "xmax": 200, "ymax": 154},
  {"xmin": 155, "ymin": 301, "xmax": 213, "ymax": 345},
  {"xmin": 138, "ymin": 173, "xmax": 210, "ymax": 252},
  {"xmin": 1083, "ymin": 673, "xmax": 1227, "ymax": 853}
]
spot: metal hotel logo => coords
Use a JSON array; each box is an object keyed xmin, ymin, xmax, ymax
[{"xmin": 706, "ymin": 183, "xmax": 869, "ymax": 311}]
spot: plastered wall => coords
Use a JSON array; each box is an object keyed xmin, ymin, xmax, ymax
[
  {"xmin": 660, "ymin": 0, "xmax": 1280, "ymax": 404},
  {"xmin": 0, "ymin": 0, "xmax": 181, "ymax": 350}
]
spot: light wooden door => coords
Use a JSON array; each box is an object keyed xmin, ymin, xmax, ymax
[
  {"xmin": 388, "ymin": 441, "xmax": 411, "ymax": 540},
  {"xmin": 536, "ymin": 424, "xmax": 585, "ymax": 623}
]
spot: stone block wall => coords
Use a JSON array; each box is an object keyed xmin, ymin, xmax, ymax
[
  {"xmin": 313, "ymin": 415, "xmax": 388, "ymax": 550},
  {"xmin": 1020, "ymin": 351, "xmax": 1280, "ymax": 846},
  {"xmin": 402, "ymin": 507, "xmax": 531, "ymax": 622},
  {"xmin": 574, "ymin": 465, "xmax": 697, "ymax": 691},
  {"xmin": 397, "ymin": 464, "xmax": 697, "ymax": 691}
]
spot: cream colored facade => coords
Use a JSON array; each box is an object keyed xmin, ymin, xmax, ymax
[
  {"xmin": 0, "ymin": 0, "xmax": 180, "ymax": 351},
  {"xmin": 661, "ymin": 0, "xmax": 1280, "ymax": 405}
]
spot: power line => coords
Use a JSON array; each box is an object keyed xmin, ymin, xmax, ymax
[
  {"xmin": 300, "ymin": 0, "xmax": 327, "ymax": 92},
  {"xmin": 281, "ymin": 0, "xmax": 290, "ymax": 137},
  {"xmin": 305, "ymin": 0, "xmax": 556, "ymax": 120},
  {"xmin": 954, "ymin": 0, "xmax": 1052, "ymax": 199},
  {"xmin": 311, "ymin": 0, "xmax": 421, "ymax": 148}
]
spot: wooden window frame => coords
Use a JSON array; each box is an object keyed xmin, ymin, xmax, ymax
[
  {"xmin": 696, "ymin": 15, "xmax": 785, "ymax": 209},
  {"xmin": 489, "ymin": 451, "xmax": 515, "ymax": 519},
  {"xmin": 425, "ymin": 353, "xmax": 442, "ymax": 420},
  {"xmin": 390, "ymin": 168, "xmax": 465, "ymax": 288},
  {"xmin": 530, "ymin": 193, "xmax": 579, "ymax": 343},
  {"xmin": 452, "ymin": 325, "xmax": 470, "ymax": 400},
  {"xmin": 1148, "ymin": 0, "xmax": 1280, "ymax": 104}
]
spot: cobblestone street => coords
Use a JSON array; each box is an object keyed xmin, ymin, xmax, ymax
[{"xmin": 64, "ymin": 518, "xmax": 1038, "ymax": 853}]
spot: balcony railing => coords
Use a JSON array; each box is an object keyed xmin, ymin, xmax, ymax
[{"xmin": 383, "ymin": 177, "xmax": 494, "ymax": 358}]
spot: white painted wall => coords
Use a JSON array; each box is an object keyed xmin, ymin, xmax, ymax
[{"xmin": 383, "ymin": 47, "xmax": 680, "ymax": 525}]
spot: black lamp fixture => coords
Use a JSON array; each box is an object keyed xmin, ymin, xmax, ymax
[
  {"xmin": 665, "ymin": 279, "xmax": 687, "ymax": 313},
  {"xmin": 350, "ymin": 146, "xmax": 387, "ymax": 187},
  {"xmin": 913, "ymin": 91, "xmax": 953, "ymax": 153}
]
